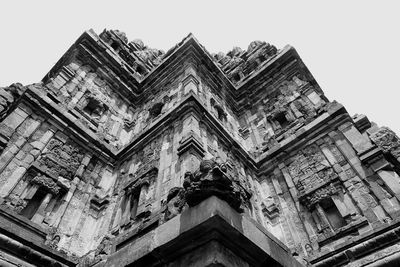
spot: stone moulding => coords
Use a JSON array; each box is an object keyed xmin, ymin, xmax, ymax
[
  {"xmin": 310, "ymin": 218, "xmax": 400, "ymax": 266},
  {"xmin": 89, "ymin": 194, "xmax": 110, "ymax": 213},
  {"xmin": 43, "ymin": 29, "xmax": 324, "ymax": 112},
  {"xmin": 24, "ymin": 81, "xmax": 349, "ymax": 180},
  {"xmin": 105, "ymin": 196, "xmax": 303, "ymax": 267},
  {"xmin": 317, "ymin": 218, "xmax": 368, "ymax": 247},
  {"xmin": 117, "ymin": 92, "xmax": 258, "ymax": 171},
  {"xmin": 177, "ymin": 130, "xmax": 205, "ymax": 157},
  {"xmin": 31, "ymin": 174, "xmax": 60, "ymax": 195},
  {"xmin": 0, "ymin": 206, "xmax": 77, "ymax": 266}
]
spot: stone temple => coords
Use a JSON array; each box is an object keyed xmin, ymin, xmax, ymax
[{"xmin": 1, "ymin": 29, "xmax": 400, "ymax": 267}]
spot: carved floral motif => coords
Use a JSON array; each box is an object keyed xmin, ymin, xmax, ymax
[{"xmin": 213, "ymin": 41, "xmax": 278, "ymax": 84}]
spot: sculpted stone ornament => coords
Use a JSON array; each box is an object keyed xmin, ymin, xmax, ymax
[
  {"xmin": 94, "ymin": 235, "xmax": 113, "ymax": 261},
  {"xmin": 44, "ymin": 227, "xmax": 61, "ymax": 250},
  {"xmin": 162, "ymin": 187, "xmax": 186, "ymax": 222},
  {"xmin": 183, "ymin": 159, "xmax": 252, "ymax": 213},
  {"xmin": 370, "ymin": 126, "xmax": 400, "ymax": 160},
  {"xmin": 31, "ymin": 174, "xmax": 60, "ymax": 195},
  {"xmin": 213, "ymin": 41, "xmax": 278, "ymax": 84},
  {"xmin": 0, "ymin": 83, "xmax": 25, "ymax": 120},
  {"xmin": 36, "ymin": 139, "xmax": 85, "ymax": 180},
  {"xmin": 78, "ymin": 235, "xmax": 114, "ymax": 267},
  {"xmin": 2, "ymin": 195, "xmax": 27, "ymax": 213}
]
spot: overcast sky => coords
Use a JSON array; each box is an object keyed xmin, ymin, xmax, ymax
[{"xmin": 1, "ymin": 1, "xmax": 399, "ymax": 132}]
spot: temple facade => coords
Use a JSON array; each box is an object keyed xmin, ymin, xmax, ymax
[{"xmin": 1, "ymin": 29, "xmax": 400, "ymax": 267}]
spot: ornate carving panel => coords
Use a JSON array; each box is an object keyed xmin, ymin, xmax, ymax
[{"xmin": 36, "ymin": 139, "xmax": 85, "ymax": 180}]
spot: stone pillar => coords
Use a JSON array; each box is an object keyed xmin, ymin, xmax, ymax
[
  {"xmin": 315, "ymin": 204, "xmax": 333, "ymax": 233},
  {"xmin": 120, "ymin": 194, "xmax": 131, "ymax": 226},
  {"xmin": 47, "ymin": 177, "xmax": 79, "ymax": 227},
  {"xmin": 136, "ymin": 184, "xmax": 150, "ymax": 217},
  {"xmin": 111, "ymin": 197, "xmax": 124, "ymax": 230},
  {"xmin": 331, "ymin": 194, "xmax": 350, "ymax": 218},
  {"xmin": 32, "ymin": 192, "xmax": 53, "ymax": 224}
]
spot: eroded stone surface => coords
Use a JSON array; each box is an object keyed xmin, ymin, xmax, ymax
[{"xmin": 0, "ymin": 30, "xmax": 399, "ymax": 267}]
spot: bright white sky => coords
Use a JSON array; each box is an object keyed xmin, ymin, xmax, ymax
[{"xmin": 1, "ymin": 1, "xmax": 399, "ymax": 132}]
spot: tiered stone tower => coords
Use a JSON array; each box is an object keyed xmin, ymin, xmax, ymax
[{"xmin": 1, "ymin": 29, "xmax": 400, "ymax": 267}]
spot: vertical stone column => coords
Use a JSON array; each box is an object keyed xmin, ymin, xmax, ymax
[
  {"xmin": 120, "ymin": 194, "xmax": 131, "ymax": 226},
  {"xmin": 136, "ymin": 184, "xmax": 149, "ymax": 217},
  {"xmin": 177, "ymin": 113, "xmax": 204, "ymax": 187},
  {"xmin": 315, "ymin": 204, "xmax": 333, "ymax": 233},
  {"xmin": 32, "ymin": 192, "xmax": 53, "ymax": 224}
]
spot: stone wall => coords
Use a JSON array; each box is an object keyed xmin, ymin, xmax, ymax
[
  {"xmin": 0, "ymin": 96, "xmax": 119, "ymax": 257},
  {"xmin": 2, "ymin": 30, "xmax": 400, "ymax": 266}
]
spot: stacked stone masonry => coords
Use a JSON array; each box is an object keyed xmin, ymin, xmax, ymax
[{"xmin": 0, "ymin": 29, "xmax": 400, "ymax": 267}]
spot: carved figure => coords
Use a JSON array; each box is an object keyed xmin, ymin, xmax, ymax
[
  {"xmin": 163, "ymin": 187, "xmax": 186, "ymax": 222},
  {"xmin": 370, "ymin": 127, "xmax": 400, "ymax": 159}
]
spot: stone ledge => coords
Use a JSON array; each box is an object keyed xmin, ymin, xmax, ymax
[
  {"xmin": 310, "ymin": 217, "xmax": 400, "ymax": 266},
  {"xmin": 0, "ymin": 204, "xmax": 77, "ymax": 266},
  {"xmin": 104, "ymin": 196, "xmax": 303, "ymax": 267}
]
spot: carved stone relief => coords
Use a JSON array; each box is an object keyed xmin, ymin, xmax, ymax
[
  {"xmin": 36, "ymin": 139, "xmax": 85, "ymax": 180},
  {"xmin": 370, "ymin": 127, "xmax": 400, "ymax": 160},
  {"xmin": 183, "ymin": 158, "xmax": 252, "ymax": 212},
  {"xmin": 213, "ymin": 41, "xmax": 278, "ymax": 84}
]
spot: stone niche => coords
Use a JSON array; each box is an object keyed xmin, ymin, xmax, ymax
[
  {"xmin": 111, "ymin": 138, "xmax": 162, "ymax": 235},
  {"xmin": 3, "ymin": 167, "xmax": 66, "ymax": 225},
  {"xmin": 287, "ymin": 143, "xmax": 366, "ymax": 246}
]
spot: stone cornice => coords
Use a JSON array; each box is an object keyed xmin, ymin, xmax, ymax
[
  {"xmin": 22, "ymin": 83, "xmax": 352, "ymax": 175},
  {"xmin": 0, "ymin": 205, "xmax": 77, "ymax": 266},
  {"xmin": 256, "ymin": 102, "xmax": 351, "ymax": 175},
  {"xmin": 22, "ymin": 84, "xmax": 117, "ymax": 163},
  {"xmin": 107, "ymin": 196, "xmax": 302, "ymax": 267},
  {"xmin": 310, "ymin": 217, "xmax": 400, "ymax": 266},
  {"xmin": 117, "ymin": 92, "xmax": 258, "ymax": 170}
]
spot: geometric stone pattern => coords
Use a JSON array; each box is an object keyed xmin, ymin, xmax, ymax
[{"xmin": 0, "ymin": 29, "xmax": 399, "ymax": 266}]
